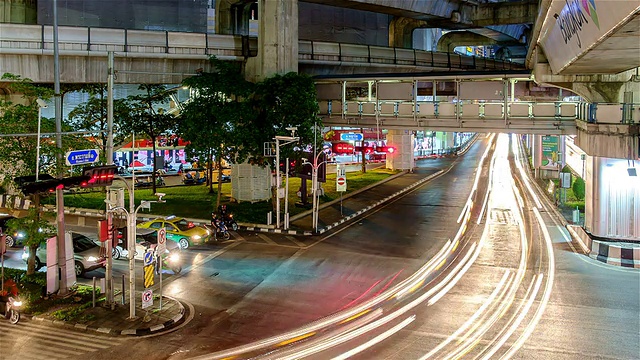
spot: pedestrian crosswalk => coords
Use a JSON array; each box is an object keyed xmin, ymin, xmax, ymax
[
  {"xmin": 230, "ymin": 231, "xmax": 312, "ymax": 248},
  {"xmin": 0, "ymin": 319, "xmax": 126, "ymax": 360}
]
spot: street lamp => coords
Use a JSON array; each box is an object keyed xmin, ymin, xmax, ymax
[
  {"xmin": 35, "ymin": 98, "xmax": 48, "ymax": 181},
  {"xmin": 303, "ymin": 150, "xmax": 328, "ymax": 233},
  {"xmin": 274, "ymin": 128, "xmax": 299, "ymax": 228},
  {"xmin": 106, "ymin": 175, "xmax": 165, "ymax": 319}
]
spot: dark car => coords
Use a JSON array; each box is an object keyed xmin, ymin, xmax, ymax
[{"xmin": 0, "ymin": 214, "xmax": 17, "ymax": 248}]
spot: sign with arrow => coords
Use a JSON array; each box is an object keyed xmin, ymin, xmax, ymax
[
  {"xmin": 66, "ymin": 149, "xmax": 100, "ymax": 166},
  {"xmin": 157, "ymin": 228, "xmax": 167, "ymax": 254},
  {"xmin": 340, "ymin": 133, "xmax": 363, "ymax": 142}
]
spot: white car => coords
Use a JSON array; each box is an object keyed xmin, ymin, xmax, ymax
[
  {"xmin": 22, "ymin": 232, "xmax": 106, "ymax": 276},
  {"xmin": 114, "ymin": 228, "xmax": 182, "ymax": 273}
]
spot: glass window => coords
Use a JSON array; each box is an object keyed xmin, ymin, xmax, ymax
[
  {"xmin": 73, "ymin": 235, "xmax": 98, "ymax": 252},
  {"xmin": 149, "ymin": 221, "xmax": 163, "ymax": 229},
  {"xmin": 174, "ymin": 219, "xmax": 193, "ymax": 231}
]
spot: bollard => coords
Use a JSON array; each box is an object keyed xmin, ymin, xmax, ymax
[
  {"xmin": 92, "ymin": 277, "xmax": 96, "ymax": 308},
  {"xmin": 572, "ymin": 206, "xmax": 580, "ymax": 224}
]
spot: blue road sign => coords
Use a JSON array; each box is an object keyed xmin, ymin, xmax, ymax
[
  {"xmin": 340, "ymin": 133, "xmax": 363, "ymax": 142},
  {"xmin": 66, "ymin": 149, "xmax": 99, "ymax": 166},
  {"xmin": 144, "ymin": 250, "xmax": 155, "ymax": 266}
]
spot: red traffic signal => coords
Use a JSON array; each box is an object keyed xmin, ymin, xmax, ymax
[
  {"xmin": 83, "ymin": 165, "xmax": 118, "ymax": 188},
  {"xmin": 379, "ymin": 146, "xmax": 397, "ymax": 154}
]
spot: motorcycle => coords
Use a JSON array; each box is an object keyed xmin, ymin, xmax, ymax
[
  {"xmin": 134, "ymin": 175, "xmax": 165, "ymax": 188},
  {"xmin": 159, "ymin": 251, "xmax": 182, "ymax": 275},
  {"xmin": 218, "ymin": 205, "xmax": 239, "ymax": 231},
  {"xmin": 1, "ymin": 296, "xmax": 22, "ymax": 324},
  {"xmin": 205, "ymin": 213, "xmax": 231, "ymax": 241}
]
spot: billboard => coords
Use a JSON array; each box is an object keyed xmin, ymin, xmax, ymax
[
  {"xmin": 541, "ymin": 135, "xmax": 560, "ymax": 169},
  {"xmin": 539, "ymin": 0, "xmax": 640, "ymax": 74}
]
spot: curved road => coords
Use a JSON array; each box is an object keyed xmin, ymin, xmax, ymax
[{"xmin": 1, "ymin": 135, "xmax": 638, "ymax": 360}]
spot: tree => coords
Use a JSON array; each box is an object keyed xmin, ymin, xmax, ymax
[
  {"xmin": 251, "ymin": 73, "xmax": 322, "ymax": 209},
  {"xmin": 6, "ymin": 209, "xmax": 55, "ymax": 275},
  {"xmin": 251, "ymin": 72, "xmax": 322, "ymax": 163},
  {"xmin": 121, "ymin": 84, "xmax": 178, "ymax": 194},
  {"xmin": 573, "ymin": 177, "xmax": 585, "ymax": 201},
  {"xmin": 68, "ymin": 85, "xmax": 130, "ymax": 164},
  {"xmin": 179, "ymin": 57, "xmax": 254, "ymax": 207},
  {"xmin": 0, "ymin": 74, "xmax": 56, "ymax": 184}
]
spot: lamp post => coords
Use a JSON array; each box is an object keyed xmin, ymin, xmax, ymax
[
  {"xmin": 304, "ymin": 150, "xmax": 327, "ymax": 233},
  {"xmin": 107, "ymin": 175, "xmax": 165, "ymax": 319},
  {"xmin": 35, "ymin": 99, "xmax": 48, "ymax": 181},
  {"xmin": 274, "ymin": 128, "xmax": 299, "ymax": 228}
]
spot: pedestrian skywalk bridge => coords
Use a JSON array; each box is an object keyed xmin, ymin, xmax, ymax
[{"xmin": 320, "ymin": 100, "xmax": 638, "ymax": 135}]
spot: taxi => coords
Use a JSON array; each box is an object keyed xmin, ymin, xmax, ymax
[{"xmin": 136, "ymin": 215, "xmax": 210, "ymax": 249}]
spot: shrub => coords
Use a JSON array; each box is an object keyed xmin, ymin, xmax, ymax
[{"xmin": 572, "ymin": 177, "xmax": 586, "ymax": 200}]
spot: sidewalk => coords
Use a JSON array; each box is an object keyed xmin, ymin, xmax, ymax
[
  {"xmin": 31, "ymin": 292, "xmax": 185, "ymax": 336},
  {"xmin": 240, "ymin": 156, "xmax": 457, "ymax": 236},
  {"xmin": 532, "ymin": 173, "xmax": 640, "ymax": 269}
]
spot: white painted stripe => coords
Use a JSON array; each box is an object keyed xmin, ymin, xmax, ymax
[
  {"xmin": 150, "ymin": 324, "xmax": 164, "ymax": 332},
  {"xmin": 257, "ymin": 233, "xmax": 277, "ymax": 245},
  {"xmin": 0, "ymin": 332, "xmax": 97, "ymax": 354},
  {"xmin": 3, "ymin": 320, "xmax": 118, "ymax": 343},
  {"xmin": 121, "ymin": 329, "xmax": 137, "ymax": 335}
]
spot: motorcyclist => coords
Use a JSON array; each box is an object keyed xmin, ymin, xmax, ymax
[{"xmin": 0, "ymin": 278, "xmax": 19, "ymax": 316}]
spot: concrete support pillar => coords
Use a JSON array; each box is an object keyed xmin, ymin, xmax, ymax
[
  {"xmin": 0, "ymin": 0, "xmax": 37, "ymax": 23},
  {"xmin": 389, "ymin": 17, "xmax": 427, "ymax": 49},
  {"xmin": 245, "ymin": 0, "xmax": 298, "ymax": 82},
  {"xmin": 445, "ymin": 132, "xmax": 455, "ymax": 149},
  {"xmin": 215, "ymin": 0, "xmax": 236, "ymax": 35},
  {"xmin": 584, "ymin": 156, "xmax": 640, "ymax": 241},
  {"xmin": 386, "ymin": 129, "xmax": 415, "ymax": 171}
]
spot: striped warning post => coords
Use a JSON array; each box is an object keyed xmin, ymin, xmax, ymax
[{"xmin": 144, "ymin": 264, "xmax": 155, "ymax": 288}]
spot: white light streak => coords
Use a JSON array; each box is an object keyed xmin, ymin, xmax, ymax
[
  {"xmin": 331, "ymin": 316, "xmax": 416, "ymax": 360},
  {"xmin": 419, "ymin": 270, "xmax": 511, "ymax": 360}
]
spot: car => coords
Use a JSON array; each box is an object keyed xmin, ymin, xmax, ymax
[
  {"xmin": 21, "ymin": 232, "xmax": 106, "ymax": 277},
  {"xmin": 136, "ymin": 215, "xmax": 210, "ymax": 249},
  {"xmin": 0, "ymin": 214, "xmax": 17, "ymax": 247},
  {"xmin": 116, "ymin": 228, "xmax": 181, "ymax": 260}
]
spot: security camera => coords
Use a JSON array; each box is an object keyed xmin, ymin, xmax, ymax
[
  {"xmin": 155, "ymin": 193, "xmax": 166, "ymax": 202},
  {"xmin": 36, "ymin": 98, "xmax": 48, "ymax": 108},
  {"xmin": 286, "ymin": 127, "xmax": 298, "ymax": 137}
]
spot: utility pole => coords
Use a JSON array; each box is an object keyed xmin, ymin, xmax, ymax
[
  {"xmin": 105, "ymin": 51, "xmax": 115, "ymax": 308},
  {"xmin": 53, "ymin": 0, "xmax": 68, "ymax": 295}
]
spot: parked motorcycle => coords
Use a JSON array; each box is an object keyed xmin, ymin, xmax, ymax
[
  {"xmin": 1, "ymin": 296, "xmax": 22, "ymax": 324},
  {"xmin": 134, "ymin": 175, "xmax": 165, "ymax": 188},
  {"xmin": 205, "ymin": 213, "xmax": 231, "ymax": 241},
  {"xmin": 217, "ymin": 205, "xmax": 238, "ymax": 231}
]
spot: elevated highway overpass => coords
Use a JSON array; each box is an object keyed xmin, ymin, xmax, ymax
[{"xmin": 0, "ymin": 24, "xmax": 523, "ymax": 84}]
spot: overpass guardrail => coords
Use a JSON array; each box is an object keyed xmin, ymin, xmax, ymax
[
  {"xmin": 0, "ymin": 24, "xmax": 521, "ymax": 71},
  {"xmin": 320, "ymin": 100, "xmax": 639, "ymax": 124}
]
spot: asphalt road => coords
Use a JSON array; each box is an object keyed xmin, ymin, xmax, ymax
[{"xmin": 1, "ymin": 135, "xmax": 638, "ymax": 360}]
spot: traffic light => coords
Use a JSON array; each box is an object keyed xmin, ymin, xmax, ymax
[
  {"xmin": 19, "ymin": 178, "xmax": 64, "ymax": 195},
  {"xmin": 354, "ymin": 146, "xmax": 374, "ymax": 154},
  {"xmin": 83, "ymin": 165, "xmax": 118, "ymax": 188},
  {"xmin": 380, "ymin": 146, "xmax": 397, "ymax": 154}
]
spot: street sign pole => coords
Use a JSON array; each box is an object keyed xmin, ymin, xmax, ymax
[
  {"xmin": 157, "ymin": 228, "xmax": 166, "ymax": 311},
  {"xmin": 159, "ymin": 255, "xmax": 163, "ymax": 311}
]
